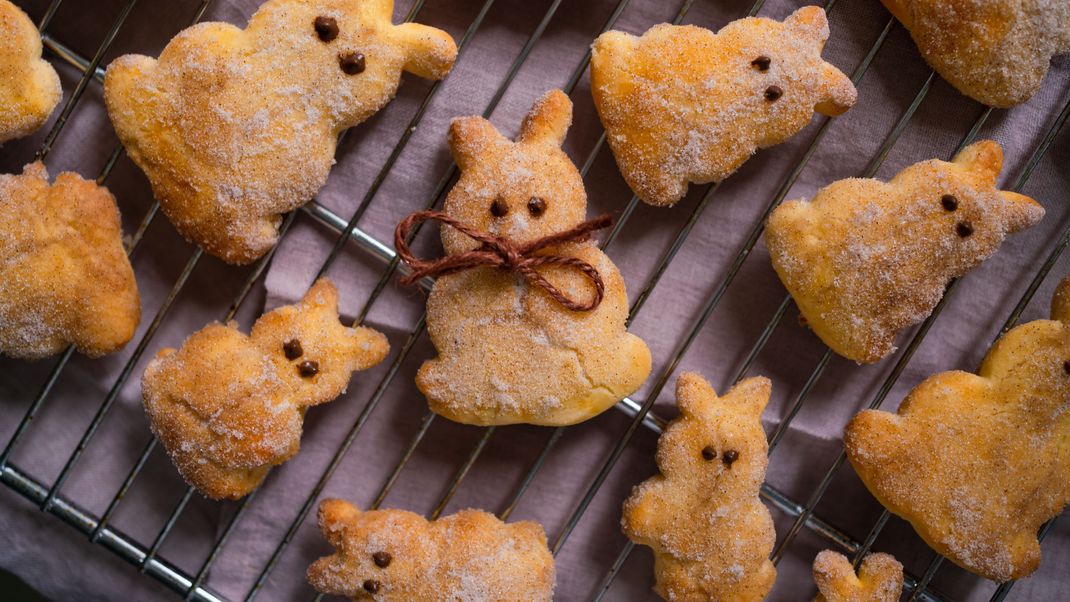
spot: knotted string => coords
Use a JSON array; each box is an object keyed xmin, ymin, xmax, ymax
[{"xmin": 394, "ymin": 210, "xmax": 614, "ymax": 312}]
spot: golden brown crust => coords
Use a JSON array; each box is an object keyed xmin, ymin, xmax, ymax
[
  {"xmin": 141, "ymin": 278, "xmax": 388, "ymax": 499},
  {"xmin": 103, "ymin": 0, "xmax": 457, "ymax": 264},
  {"xmin": 765, "ymin": 140, "xmax": 1043, "ymax": 364},
  {"xmin": 307, "ymin": 498, "xmax": 555, "ymax": 601},
  {"xmin": 621, "ymin": 372, "xmax": 776, "ymax": 601},
  {"xmin": 416, "ymin": 89, "xmax": 651, "ymax": 426},
  {"xmin": 0, "ymin": 162, "xmax": 140, "ymax": 359},
  {"xmin": 812, "ymin": 551, "xmax": 903, "ymax": 602},
  {"xmin": 882, "ymin": 0, "xmax": 1070, "ymax": 108},
  {"xmin": 590, "ymin": 7, "xmax": 856, "ymax": 207},
  {"xmin": 844, "ymin": 276, "xmax": 1070, "ymax": 581},
  {"xmin": 0, "ymin": 0, "xmax": 61, "ymax": 144}
]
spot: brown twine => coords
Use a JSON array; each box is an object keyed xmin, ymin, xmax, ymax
[{"xmin": 394, "ymin": 210, "xmax": 614, "ymax": 312}]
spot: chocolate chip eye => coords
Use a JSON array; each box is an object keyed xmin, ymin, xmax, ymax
[
  {"xmin": 701, "ymin": 446, "xmax": 716, "ymax": 461},
  {"xmin": 298, "ymin": 360, "xmax": 319, "ymax": 377},
  {"xmin": 373, "ymin": 551, "xmax": 392, "ymax": 568},
  {"xmin": 283, "ymin": 339, "xmax": 303, "ymax": 360},
  {"xmin": 363, "ymin": 579, "xmax": 381, "ymax": 593},
  {"xmin": 764, "ymin": 86, "xmax": 783, "ymax": 101},
  {"xmin": 490, "ymin": 198, "xmax": 509, "ymax": 217},
  {"xmin": 339, "ymin": 52, "xmax": 365, "ymax": 75},
  {"xmin": 527, "ymin": 197, "xmax": 546, "ymax": 217},
  {"xmin": 956, "ymin": 221, "xmax": 974, "ymax": 238},
  {"xmin": 751, "ymin": 55, "xmax": 771, "ymax": 71},
  {"xmin": 313, "ymin": 16, "xmax": 338, "ymax": 42},
  {"xmin": 941, "ymin": 194, "xmax": 958, "ymax": 211},
  {"xmin": 722, "ymin": 449, "xmax": 739, "ymax": 467},
  {"xmin": 1063, "ymin": 360, "xmax": 1070, "ymax": 375}
]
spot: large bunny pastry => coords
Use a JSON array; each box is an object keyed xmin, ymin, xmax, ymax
[
  {"xmin": 590, "ymin": 6, "xmax": 857, "ymax": 207},
  {"xmin": 0, "ymin": 0, "xmax": 61, "ymax": 144},
  {"xmin": 845, "ymin": 275, "xmax": 1070, "ymax": 581},
  {"xmin": 308, "ymin": 498, "xmax": 555, "ymax": 600},
  {"xmin": 622, "ymin": 372, "xmax": 776, "ymax": 601},
  {"xmin": 104, "ymin": 0, "xmax": 457, "ymax": 264},
  {"xmin": 142, "ymin": 279, "xmax": 388, "ymax": 499},
  {"xmin": 765, "ymin": 140, "xmax": 1043, "ymax": 363},
  {"xmin": 414, "ymin": 89, "xmax": 651, "ymax": 427},
  {"xmin": 882, "ymin": 0, "xmax": 1070, "ymax": 108}
]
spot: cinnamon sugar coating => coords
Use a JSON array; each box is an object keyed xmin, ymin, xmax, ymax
[
  {"xmin": 141, "ymin": 279, "xmax": 388, "ymax": 500},
  {"xmin": 416, "ymin": 89, "xmax": 651, "ymax": 426},
  {"xmin": 812, "ymin": 551, "xmax": 903, "ymax": 602},
  {"xmin": 307, "ymin": 498, "xmax": 555, "ymax": 601},
  {"xmin": 766, "ymin": 140, "xmax": 1043, "ymax": 364},
  {"xmin": 0, "ymin": 162, "xmax": 140, "ymax": 359},
  {"xmin": 844, "ymin": 275, "xmax": 1070, "ymax": 581},
  {"xmin": 104, "ymin": 0, "xmax": 457, "ymax": 264},
  {"xmin": 590, "ymin": 7, "xmax": 856, "ymax": 207},
  {"xmin": 882, "ymin": 0, "xmax": 1070, "ymax": 108},
  {"xmin": 0, "ymin": 0, "xmax": 61, "ymax": 144},
  {"xmin": 622, "ymin": 372, "xmax": 776, "ymax": 601}
]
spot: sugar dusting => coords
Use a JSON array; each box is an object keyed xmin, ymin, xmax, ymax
[{"xmin": 0, "ymin": 0, "xmax": 62, "ymax": 143}]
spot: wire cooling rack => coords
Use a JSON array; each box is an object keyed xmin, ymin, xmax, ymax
[{"xmin": 1, "ymin": 0, "xmax": 1068, "ymax": 600}]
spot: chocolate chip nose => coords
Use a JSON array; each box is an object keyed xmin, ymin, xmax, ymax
[{"xmin": 339, "ymin": 52, "xmax": 365, "ymax": 75}]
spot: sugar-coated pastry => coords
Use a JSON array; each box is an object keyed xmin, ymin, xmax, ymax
[
  {"xmin": 142, "ymin": 279, "xmax": 388, "ymax": 500},
  {"xmin": 104, "ymin": 0, "xmax": 458, "ymax": 264},
  {"xmin": 307, "ymin": 498, "xmax": 555, "ymax": 601},
  {"xmin": 844, "ymin": 275, "xmax": 1070, "ymax": 581},
  {"xmin": 882, "ymin": 0, "xmax": 1070, "ymax": 108},
  {"xmin": 765, "ymin": 140, "xmax": 1043, "ymax": 364},
  {"xmin": 812, "ymin": 551, "xmax": 903, "ymax": 602},
  {"xmin": 0, "ymin": 162, "xmax": 139, "ymax": 359},
  {"xmin": 0, "ymin": 0, "xmax": 61, "ymax": 144},
  {"xmin": 622, "ymin": 372, "xmax": 776, "ymax": 601},
  {"xmin": 415, "ymin": 89, "xmax": 651, "ymax": 426},
  {"xmin": 590, "ymin": 6, "xmax": 856, "ymax": 207}
]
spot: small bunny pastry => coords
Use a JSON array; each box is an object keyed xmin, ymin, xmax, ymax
[
  {"xmin": 845, "ymin": 275, "xmax": 1070, "ymax": 581},
  {"xmin": 308, "ymin": 498, "xmax": 555, "ymax": 601},
  {"xmin": 812, "ymin": 551, "xmax": 903, "ymax": 602},
  {"xmin": 142, "ymin": 279, "xmax": 388, "ymax": 499},
  {"xmin": 104, "ymin": 0, "xmax": 457, "ymax": 264},
  {"xmin": 0, "ymin": 0, "xmax": 61, "ymax": 144},
  {"xmin": 412, "ymin": 89, "xmax": 651, "ymax": 426},
  {"xmin": 622, "ymin": 372, "xmax": 776, "ymax": 601},
  {"xmin": 766, "ymin": 140, "xmax": 1043, "ymax": 363},
  {"xmin": 882, "ymin": 0, "xmax": 1070, "ymax": 107},
  {"xmin": 590, "ymin": 6, "xmax": 856, "ymax": 207},
  {"xmin": 0, "ymin": 162, "xmax": 140, "ymax": 359}
]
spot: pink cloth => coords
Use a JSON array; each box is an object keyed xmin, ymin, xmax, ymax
[{"xmin": 1, "ymin": 0, "xmax": 1068, "ymax": 600}]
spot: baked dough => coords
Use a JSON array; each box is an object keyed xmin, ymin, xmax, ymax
[
  {"xmin": 882, "ymin": 0, "xmax": 1070, "ymax": 108},
  {"xmin": 0, "ymin": 0, "xmax": 61, "ymax": 144},
  {"xmin": 766, "ymin": 140, "xmax": 1043, "ymax": 363},
  {"xmin": 307, "ymin": 498, "xmax": 555, "ymax": 601},
  {"xmin": 142, "ymin": 279, "xmax": 388, "ymax": 499},
  {"xmin": 622, "ymin": 372, "xmax": 776, "ymax": 601},
  {"xmin": 590, "ymin": 6, "xmax": 856, "ymax": 207},
  {"xmin": 415, "ymin": 89, "xmax": 651, "ymax": 426},
  {"xmin": 812, "ymin": 551, "xmax": 903, "ymax": 602},
  {"xmin": 0, "ymin": 162, "xmax": 139, "ymax": 359},
  {"xmin": 104, "ymin": 0, "xmax": 458, "ymax": 264},
  {"xmin": 845, "ymin": 275, "xmax": 1070, "ymax": 580}
]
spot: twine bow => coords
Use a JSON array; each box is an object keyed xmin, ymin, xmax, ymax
[{"xmin": 394, "ymin": 210, "xmax": 614, "ymax": 312}]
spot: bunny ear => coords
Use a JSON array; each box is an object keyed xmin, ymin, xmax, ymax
[
  {"xmin": 952, "ymin": 140, "xmax": 1003, "ymax": 186},
  {"xmin": 318, "ymin": 498, "xmax": 361, "ymax": 547},
  {"xmin": 1051, "ymin": 276, "xmax": 1070, "ymax": 323},
  {"xmin": 675, "ymin": 371, "xmax": 718, "ymax": 416},
  {"xmin": 394, "ymin": 22, "xmax": 458, "ymax": 80},
  {"xmin": 784, "ymin": 6, "xmax": 830, "ymax": 48},
  {"xmin": 302, "ymin": 277, "xmax": 341, "ymax": 311},
  {"xmin": 998, "ymin": 190, "xmax": 1044, "ymax": 233},
  {"xmin": 815, "ymin": 63, "xmax": 857, "ymax": 117},
  {"xmin": 518, "ymin": 89, "xmax": 573, "ymax": 148},
  {"xmin": 448, "ymin": 116, "xmax": 508, "ymax": 170},
  {"xmin": 722, "ymin": 376, "xmax": 771, "ymax": 418}
]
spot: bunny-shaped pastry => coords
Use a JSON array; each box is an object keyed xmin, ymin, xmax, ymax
[
  {"xmin": 766, "ymin": 140, "xmax": 1043, "ymax": 363},
  {"xmin": 414, "ymin": 89, "xmax": 651, "ymax": 426},
  {"xmin": 0, "ymin": 0, "xmax": 61, "ymax": 144},
  {"xmin": 812, "ymin": 551, "xmax": 903, "ymax": 602},
  {"xmin": 104, "ymin": 0, "xmax": 457, "ymax": 264},
  {"xmin": 622, "ymin": 372, "xmax": 776, "ymax": 601},
  {"xmin": 142, "ymin": 278, "xmax": 388, "ymax": 499},
  {"xmin": 307, "ymin": 498, "xmax": 555, "ymax": 600},
  {"xmin": 590, "ymin": 6, "xmax": 857, "ymax": 207},
  {"xmin": 845, "ymin": 275, "xmax": 1070, "ymax": 581}
]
